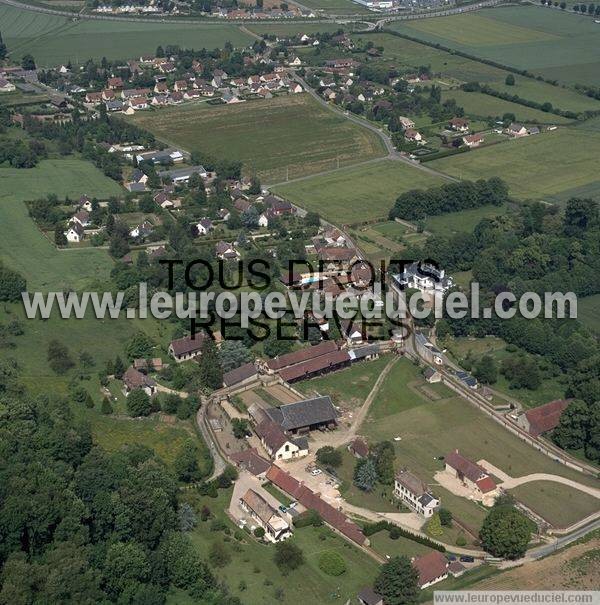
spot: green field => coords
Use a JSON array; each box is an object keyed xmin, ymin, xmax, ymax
[
  {"xmin": 441, "ymin": 90, "xmax": 571, "ymax": 124},
  {"xmin": 182, "ymin": 488, "xmax": 381, "ymax": 605},
  {"xmin": 509, "ymin": 481, "xmax": 599, "ymax": 528},
  {"xmin": 287, "ymin": 0, "xmax": 373, "ymax": 13},
  {"xmin": 360, "ymin": 358, "xmax": 599, "ymax": 531},
  {"xmin": 355, "ymin": 32, "xmax": 600, "ymax": 114},
  {"xmin": 389, "ymin": 6, "xmax": 600, "ymax": 86},
  {"xmin": 273, "ymin": 159, "xmax": 444, "ymax": 223},
  {"xmin": 430, "ymin": 128, "xmax": 600, "ymax": 203},
  {"xmin": 130, "ymin": 95, "xmax": 386, "ymax": 183},
  {"xmin": 1, "ymin": 4, "xmax": 254, "ymax": 66},
  {"xmin": 0, "ymin": 158, "xmax": 123, "ymax": 291},
  {"xmin": 578, "ymin": 294, "xmax": 600, "ymax": 334},
  {"xmin": 424, "ymin": 204, "xmax": 510, "ymax": 237},
  {"xmin": 295, "ymin": 354, "xmax": 391, "ymax": 408}
]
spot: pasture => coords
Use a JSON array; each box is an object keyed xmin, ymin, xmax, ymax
[
  {"xmin": 429, "ymin": 128, "xmax": 600, "ymax": 203},
  {"xmin": 130, "ymin": 95, "xmax": 386, "ymax": 183},
  {"xmin": 272, "ymin": 159, "xmax": 444, "ymax": 223},
  {"xmin": 424, "ymin": 204, "xmax": 510, "ymax": 237},
  {"xmin": 0, "ymin": 158, "xmax": 123, "ymax": 291},
  {"xmin": 0, "ymin": 4, "xmax": 253, "ymax": 66},
  {"xmin": 389, "ymin": 6, "xmax": 600, "ymax": 86},
  {"xmin": 440, "ymin": 90, "xmax": 571, "ymax": 124},
  {"xmin": 361, "ymin": 358, "xmax": 598, "ymax": 530}
]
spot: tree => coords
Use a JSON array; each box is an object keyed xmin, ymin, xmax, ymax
[
  {"xmin": 231, "ymin": 418, "xmax": 251, "ymax": 439},
  {"xmin": 372, "ymin": 441, "xmax": 396, "ymax": 485},
  {"xmin": 126, "ymin": 332, "xmax": 155, "ymax": 360},
  {"xmin": 219, "ymin": 340, "xmax": 252, "ymax": 372},
  {"xmin": 21, "ymin": 54, "xmax": 36, "ymax": 70},
  {"xmin": 374, "ymin": 556, "xmax": 419, "ymax": 605},
  {"xmin": 353, "ymin": 458, "xmax": 377, "ymax": 492},
  {"xmin": 318, "ymin": 551, "xmax": 346, "ymax": 576},
  {"xmin": 198, "ymin": 337, "xmax": 223, "ymax": 390},
  {"xmin": 209, "ymin": 542, "xmax": 231, "ymax": 567},
  {"xmin": 552, "ymin": 399, "xmax": 589, "ymax": 451},
  {"xmin": 426, "ymin": 513, "xmax": 443, "ymax": 537},
  {"xmin": 113, "ymin": 355, "xmax": 125, "ymax": 379},
  {"xmin": 439, "ymin": 508, "xmax": 453, "ymax": 527},
  {"xmin": 505, "ymin": 74, "xmax": 515, "ymax": 86},
  {"xmin": 174, "ymin": 440, "xmax": 200, "ymax": 483},
  {"xmin": 101, "ymin": 397, "xmax": 113, "ymax": 415},
  {"xmin": 47, "ymin": 340, "xmax": 75, "ymax": 374},
  {"xmin": 103, "ymin": 542, "xmax": 150, "ymax": 599},
  {"xmin": 126, "ymin": 388, "xmax": 152, "ymax": 417},
  {"xmin": 316, "ymin": 445, "xmax": 342, "ymax": 467},
  {"xmin": 0, "ymin": 31, "xmax": 7, "ymax": 61},
  {"xmin": 479, "ymin": 507, "xmax": 531, "ymax": 559},
  {"xmin": 274, "ymin": 541, "xmax": 304, "ymax": 572},
  {"xmin": 54, "ymin": 224, "xmax": 68, "ymax": 246},
  {"xmin": 0, "ymin": 264, "xmax": 27, "ymax": 302},
  {"xmin": 473, "ymin": 355, "xmax": 498, "ymax": 384}
]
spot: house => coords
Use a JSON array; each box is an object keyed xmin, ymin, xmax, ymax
[
  {"xmin": 168, "ymin": 333, "xmax": 208, "ymax": 362},
  {"xmin": 154, "ymin": 191, "xmax": 177, "ymax": 209},
  {"xmin": 0, "ymin": 78, "xmax": 16, "ymax": 93},
  {"xmin": 516, "ymin": 399, "xmax": 570, "ymax": 437},
  {"xmin": 85, "ymin": 92, "xmax": 103, "ymax": 104},
  {"xmin": 445, "ymin": 449, "xmax": 497, "ymax": 499},
  {"xmin": 506, "ymin": 122, "xmax": 528, "ymax": 138},
  {"xmin": 394, "ymin": 469, "xmax": 439, "ymax": 517},
  {"xmin": 264, "ymin": 195, "xmax": 294, "ymax": 216},
  {"xmin": 222, "ymin": 362, "xmax": 258, "ymax": 388},
  {"xmin": 102, "ymin": 89, "xmax": 116, "ymax": 102},
  {"xmin": 258, "ymin": 212, "xmax": 270, "ymax": 228},
  {"xmin": 130, "ymin": 220, "xmax": 153, "ymax": 239},
  {"xmin": 290, "ymin": 83, "xmax": 303, "ymax": 93},
  {"xmin": 218, "ymin": 207, "xmax": 231, "ymax": 221},
  {"xmin": 107, "ymin": 77, "xmax": 124, "ymax": 89},
  {"xmin": 448, "ymin": 561, "xmax": 466, "ymax": 578},
  {"xmin": 527, "ymin": 126, "xmax": 540, "ymax": 135},
  {"xmin": 170, "ymin": 92, "xmax": 184, "ymax": 104},
  {"xmin": 322, "ymin": 87, "xmax": 336, "ymax": 101},
  {"xmin": 105, "ymin": 100, "xmax": 124, "ymax": 112},
  {"xmin": 449, "ymin": 117, "xmax": 469, "ymax": 132},
  {"xmin": 255, "ymin": 420, "xmax": 309, "ymax": 460},
  {"xmin": 174, "ymin": 80, "xmax": 188, "ymax": 92},
  {"xmin": 357, "ymin": 587, "xmax": 384, "ymax": 605},
  {"xmin": 230, "ymin": 448, "xmax": 271, "ymax": 478},
  {"xmin": 462, "ymin": 133, "xmax": 484, "ymax": 148},
  {"xmin": 392, "ymin": 262, "xmax": 453, "ymax": 294},
  {"xmin": 122, "ymin": 366, "xmax": 157, "ymax": 396},
  {"xmin": 239, "ymin": 489, "xmax": 291, "ymax": 542},
  {"xmin": 456, "ymin": 370, "xmax": 478, "ymax": 389},
  {"xmin": 288, "ymin": 56, "xmax": 302, "ymax": 66},
  {"xmin": 70, "ymin": 210, "xmax": 91, "ymax": 228},
  {"xmin": 424, "ymin": 366, "xmax": 442, "ymax": 383},
  {"xmin": 65, "ymin": 222, "xmax": 85, "ymax": 243},
  {"xmin": 262, "ymin": 396, "xmax": 338, "ymax": 435},
  {"xmin": 215, "ymin": 241, "xmax": 239, "ymax": 260},
  {"xmin": 125, "ymin": 169, "xmax": 149, "ymax": 192},
  {"xmin": 158, "ymin": 165, "xmax": 207, "ymax": 184},
  {"xmin": 348, "ymin": 437, "xmax": 369, "ymax": 459},
  {"xmin": 78, "ymin": 195, "xmax": 93, "ymax": 212},
  {"xmin": 128, "ymin": 96, "xmax": 149, "ymax": 110},
  {"xmin": 341, "ymin": 320, "xmax": 366, "ymax": 345},
  {"xmin": 404, "ymin": 128, "xmax": 424, "ymax": 143},
  {"xmin": 413, "ymin": 551, "xmax": 449, "ymax": 589},
  {"xmin": 414, "ymin": 333, "xmax": 444, "ymax": 366},
  {"xmin": 133, "ymin": 358, "xmax": 164, "ymax": 372},
  {"xmin": 196, "ymin": 218, "xmax": 214, "ymax": 236},
  {"xmin": 136, "ymin": 149, "xmax": 185, "ymax": 165}
]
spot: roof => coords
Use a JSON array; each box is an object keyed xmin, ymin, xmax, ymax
[
  {"xmin": 445, "ymin": 450, "xmax": 487, "ymax": 483},
  {"xmin": 279, "ymin": 350, "xmax": 350, "ymax": 382},
  {"xmin": 267, "ymin": 341, "xmax": 338, "ymax": 371},
  {"xmin": 423, "ymin": 366, "xmax": 439, "ymax": 380},
  {"xmin": 266, "ymin": 465, "xmax": 365, "ymax": 545},
  {"xmin": 230, "ymin": 448, "xmax": 271, "ymax": 476},
  {"xmin": 264, "ymin": 396, "xmax": 337, "ymax": 432},
  {"xmin": 241, "ymin": 488, "xmax": 278, "ymax": 525},
  {"xmin": 318, "ymin": 247, "xmax": 356, "ymax": 262},
  {"xmin": 222, "ymin": 362, "xmax": 257, "ymax": 387},
  {"xmin": 255, "ymin": 420, "xmax": 290, "ymax": 452},
  {"xmin": 158, "ymin": 165, "xmax": 206, "ymax": 180},
  {"xmin": 123, "ymin": 366, "xmax": 156, "ymax": 389},
  {"xmin": 475, "ymin": 476, "xmax": 497, "ymax": 494},
  {"xmin": 349, "ymin": 437, "xmax": 369, "ymax": 457},
  {"xmin": 413, "ymin": 550, "xmax": 448, "ymax": 587},
  {"xmin": 169, "ymin": 333, "xmax": 207, "ymax": 357},
  {"xmin": 357, "ymin": 587, "xmax": 383, "ymax": 605},
  {"xmin": 523, "ymin": 399, "xmax": 570, "ymax": 437},
  {"xmin": 448, "ymin": 561, "xmax": 466, "ymax": 576},
  {"xmin": 395, "ymin": 469, "xmax": 430, "ymax": 498}
]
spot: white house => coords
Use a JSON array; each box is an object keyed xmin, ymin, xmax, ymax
[
  {"xmin": 258, "ymin": 213, "xmax": 269, "ymax": 228},
  {"xmin": 122, "ymin": 366, "xmax": 157, "ymax": 397},
  {"xmin": 70, "ymin": 210, "xmax": 91, "ymax": 228},
  {"xmin": 65, "ymin": 223, "xmax": 85, "ymax": 243},
  {"xmin": 255, "ymin": 420, "xmax": 308, "ymax": 461},
  {"xmin": 0, "ymin": 78, "xmax": 16, "ymax": 93},
  {"xmin": 392, "ymin": 262, "xmax": 453, "ymax": 294},
  {"xmin": 239, "ymin": 489, "xmax": 291, "ymax": 542},
  {"xmin": 394, "ymin": 470, "xmax": 439, "ymax": 518},
  {"xmin": 196, "ymin": 218, "xmax": 214, "ymax": 235}
]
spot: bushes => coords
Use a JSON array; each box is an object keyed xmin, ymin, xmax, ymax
[
  {"xmin": 0, "ymin": 264, "xmax": 26, "ymax": 302},
  {"xmin": 293, "ymin": 510, "xmax": 323, "ymax": 528},
  {"xmin": 318, "ymin": 551, "xmax": 346, "ymax": 576},
  {"xmin": 362, "ymin": 520, "xmax": 446, "ymax": 552}
]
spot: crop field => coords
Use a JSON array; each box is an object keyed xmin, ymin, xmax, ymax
[
  {"xmin": 360, "ymin": 358, "xmax": 599, "ymax": 530},
  {"xmin": 578, "ymin": 294, "xmax": 600, "ymax": 334},
  {"xmin": 441, "ymin": 90, "xmax": 571, "ymax": 124},
  {"xmin": 429, "ymin": 128, "xmax": 600, "ymax": 203},
  {"xmin": 389, "ymin": 6, "xmax": 600, "ymax": 86},
  {"xmin": 273, "ymin": 159, "xmax": 444, "ymax": 223},
  {"xmin": 509, "ymin": 482, "xmax": 599, "ymax": 528},
  {"xmin": 0, "ymin": 158, "xmax": 123, "ymax": 291},
  {"xmin": 130, "ymin": 95, "xmax": 386, "ymax": 182},
  {"xmin": 0, "ymin": 4, "xmax": 253, "ymax": 66}
]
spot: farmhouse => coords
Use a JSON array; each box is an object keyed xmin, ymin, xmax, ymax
[
  {"xmin": 263, "ymin": 396, "xmax": 338, "ymax": 435},
  {"xmin": 122, "ymin": 366, "xmax": 157, "ymax": 396},
  {"xmin": 255, "ymin": 420, "xmax": 309, "ymax": 460},
  {"xmin": 516, "ymin": 399, "xmax": 570, "ymax": 437},
  {"xmin": 222, "ymin": 362, "xmax": 258, "ymax": 388},
  {"xmin": 445, "ymin": 449, "xmax": 497, "ymax": 500},
  {"xmin": 230, "ymin": 448, "xmax": 271, "ymax": 478},
  {"xmin": 413, "ymin": 551, "xmax": 449, "ymax": 589},
  {"xmin": 168, "ymin": 333, "xmax": 208, "ymax": 362},
  {"xmin": 394, "ymin": 469, "xmax": 439, "ymax": 517},
  {"xmin": 239, "ymin": 489, "xmax": 291, "ymax": 542}
]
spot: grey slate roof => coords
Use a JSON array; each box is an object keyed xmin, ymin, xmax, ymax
[
  {"xmin": 264, "ymin": 396, "xmax": 337, "ymax": 431},
  {"xmin": 222, "ymin": 362, "xmax": 257, "ymax": 387}
]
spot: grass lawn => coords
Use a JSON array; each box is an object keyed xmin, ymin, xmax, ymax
[
  {"xmin": 130, "ymin": 94, "xmax": 386, "ymax": 183},
  {"xmin": 273, "ymin": 159, "xmax": 445, "ymax": 223},
  {"xmin": 509, "ymin": 481, "xmax": 600, "ymax": 528},
  {"xmin": 441, "ymin": 90, "xmax": 571, "ymax": 124},
  {"xmin": 429, "ymin": 128, "xmax": 600, "ymax": 203},
  {"xmin": 0, "ymin": 158, "xmax": 123, "ymax": 291},
  {"xmin": 578, "ymin": 294, "xmax": 600, "ymax": 335},
  {"xmin": 369, "ymin": 530, "xmax": 434, "ymax": 560},
  {"xmin": 388, "ymin": 6, "xmax": 600, "ymax": 86},
  {"xmin": 183, "ymin": 487, "xmax": 381, "ymax": 605},
  {"xmin": 1, "ymin": 4, "xmax": 253, "ymax": 66},
  {"xmin": 360, "ymin": 358, "xmax": 598, "ymax": 532},
  {"xmin": 424, "ymin": 204, "xmax": 510, "ymax": 237},
  {"xmin": 295, "ymin": 355, "xmax": 391, "ymax": 408},
  {"xmin": 263, "ymin": 482, "xmax": 294, "ymax": 507}
]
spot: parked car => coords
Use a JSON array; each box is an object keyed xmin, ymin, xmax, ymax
[
  {"xmin": 460, "ymin": 556, "xmax": 475, "ymax": 563},
  {"xmin": 311, "ymin": 468, "xmax": 322, "ymax": 476},
  {"xmin": 278, "ymin": 505, "xmax": 287, "ymax": 513}
]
